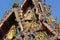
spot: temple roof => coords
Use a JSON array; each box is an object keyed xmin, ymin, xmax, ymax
[{"xmin": 0, "ymin": 0, "xmax": 60, "ymax": 39}]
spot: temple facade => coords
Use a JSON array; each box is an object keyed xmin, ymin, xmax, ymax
[{"xmin": 0, "ymin": 0, "xmax": 60, "ymax": 40}]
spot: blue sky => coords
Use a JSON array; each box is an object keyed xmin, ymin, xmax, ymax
[{"xmin": 0, "ymin": 0, "xmax": 60, "ymax": 22}]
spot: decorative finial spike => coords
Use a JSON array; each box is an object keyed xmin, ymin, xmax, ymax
[
  {"xmin": 13, "ymin": 0, "xmax": 18, "ymax": 8},
  {"xmin": 15, "ymin": 0, "xmax": 18, "ymax": 4},
  {"xmin": 38, "ymin": 0, "xmax": 42, "ymax": 2}
]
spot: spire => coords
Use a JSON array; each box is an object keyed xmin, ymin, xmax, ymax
[
  {"xmin": 15, "ymin": 0, "xmax": 18, "ymax": 4},
  {"xmin": 13, "ymin": 0, "xmax": 19, "ymax": 8},
  {"xmin": 38, "ymin": 0, "xmax": 42, "ymax": 2}
]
